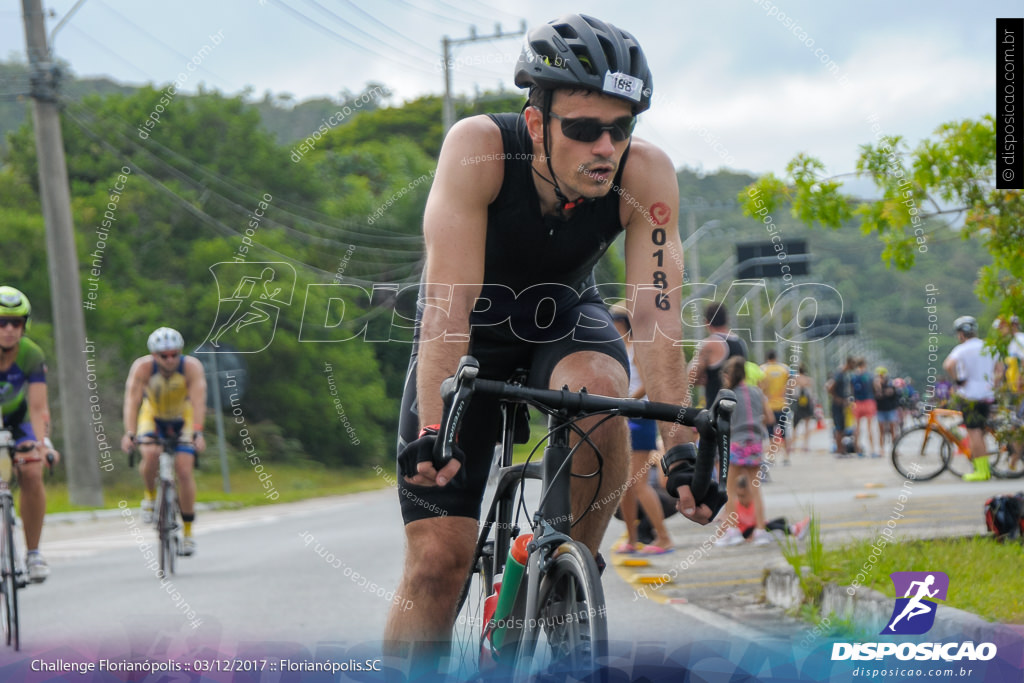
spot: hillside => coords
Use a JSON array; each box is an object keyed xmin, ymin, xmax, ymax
[
  {"xmin": 663, "ymin": 168, "xmax": 991, "ymax": 387},
  {"xmin": 0, "ymin": 62, "xmax": 993, "ymax": 475}
]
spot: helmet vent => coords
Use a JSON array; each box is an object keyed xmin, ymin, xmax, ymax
[
  {"xmin": 530, "ymin": 40, "xmax": 564, "ymax": 69},
  {"xmin": 554, "ymin": 23, "xmax": 579, "ymax": 40},
  {"xmin": 573, "ymin": 48, "xmax": 596, "ymax": 75}
]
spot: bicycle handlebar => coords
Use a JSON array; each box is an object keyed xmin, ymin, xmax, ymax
[{"xmin": 435, "ymin": 355, "xmax": 735, "ymax": 500}]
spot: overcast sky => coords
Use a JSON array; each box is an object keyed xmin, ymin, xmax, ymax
[{"xmin": 2, "ymin": 0, "xmax": 1015, "ymax": 178}]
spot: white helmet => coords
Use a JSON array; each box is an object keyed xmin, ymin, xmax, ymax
[
  {"xmin": 953, "ymin": 316, "xmax": 977, "ymax": 336},
  {"xmin": 147, "ymin": 327, "xmax": 184, "ymax": 353}
]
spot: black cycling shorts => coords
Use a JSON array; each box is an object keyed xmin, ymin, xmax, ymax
[
  {"xmin": 396, "ymin": 297, "xmax": 629, "ymax": 524},
  {"xmin": 958, "ymin": 399, "xmax": 993, "ymax": 430}
]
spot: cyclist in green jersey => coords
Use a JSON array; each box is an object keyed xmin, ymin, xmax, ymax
[{"xmin": 0, "ymin": 286, "xmax": 61, "ymax": 583}]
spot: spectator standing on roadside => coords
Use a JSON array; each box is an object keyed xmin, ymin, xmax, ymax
[
  {"xmin": 791, "ymin": 364, "xmax": 817, "ymax": 452},
  {"xmin": 850, "ymin": 357, "xmax": 879, "ymax": 457},
  {"xmin": 760, "ymin": 350, "xmax": 791, "ymax": 466},
  {"xmin": 690, "ymin": 301, "xmax": 747, "ymax": 409},
  {"xmin": 826, "ymin": 356, "xmax": 855, "ymax": 455},
  {"xmin": 714, "ymin": 356, "xmax": 775, "ymax": 547},
  {"xmin": 874, "ymin": 367, "xmax": 900, "ymax": 456}
]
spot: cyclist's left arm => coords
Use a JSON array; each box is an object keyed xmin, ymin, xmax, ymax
[
  {"xmin": 621, "ymin": 139, "xmax": 688, "ymax": 446},
  {"xmin": 184, "ymin": 356, "xmax": 207, "ymax": 451},
  {"xmin": 621, "ymin": 142, "xmax": 719, "ymax": 524},
  {"xmin": 942, "ymin": 347, "xmax": 961, "ymax": 384},
  {"xmin": 27, "ymin": 380, "xmax": 59, "ymax": 464}
]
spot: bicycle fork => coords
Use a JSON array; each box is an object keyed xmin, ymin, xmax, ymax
[{"xmin": 515, "ymin": 412, "xmax": 576, "ymax": 664}]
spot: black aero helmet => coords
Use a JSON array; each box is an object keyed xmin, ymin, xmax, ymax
[{"xmin": 515, "ymin": 14, "xmax": 652, "ymax": 114}]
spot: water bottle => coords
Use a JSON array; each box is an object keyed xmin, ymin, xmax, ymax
[
  {"xmin": 159, "ymin": 453, "xmax": 174, "ymax": 481},
  {"xmin": 490, "ymin": 533, "xmax": 532, "ymax": 650},
  {"xmin": 482, "ymin": 573, "xmax": 502, "ymax": 636}
]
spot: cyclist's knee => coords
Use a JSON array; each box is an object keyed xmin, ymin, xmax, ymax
[
  {"xmin": 16, "ymin": 462, "xmax": 43, "ymax": 487},
  {"xmin": 551, "ymin": 352, "xmax": 628, "ymax": 397},
  {"xmin": 405, "ymin": 521, "xmax": 475, "ymax": 585},
  {"xmin": 407, "ymin": 549, "xmax": 471, "ymax": 594}
]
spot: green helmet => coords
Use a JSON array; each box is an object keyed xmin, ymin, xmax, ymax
[{"xmin": 0, "ymin": 286, "xmax": 31, "ymax": 320}]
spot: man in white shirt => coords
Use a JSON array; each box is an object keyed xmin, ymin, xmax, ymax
[{"xmin": 943, "ymin": 316, "xmax": 997, "ymax": 481}]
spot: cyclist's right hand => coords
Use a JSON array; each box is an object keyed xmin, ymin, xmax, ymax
[
  {"xmin": 398, "ymin": 435, "xmax": 465, "ymax": 487},
  {"xmin": 120, "ymin": 433, "xmax": 136, "ymax": 453}
]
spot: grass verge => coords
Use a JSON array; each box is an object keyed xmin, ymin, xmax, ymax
[
  {"xmin": 790, "ymin": 534, "xmax": 1024, "ymax": 624},
  {"xmin": 43, "ymin": 460, "xmax": 391, "ymax": 513}
]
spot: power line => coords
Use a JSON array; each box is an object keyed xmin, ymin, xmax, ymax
[
  {"xmin": 65, "ymin": 106, "xmax": 427, "ymax": 293},
  {"xmin": 472, "ymin": 0, "xmax": 527, "ymax": 24},
  {"xmin": 417, "ymin": 0, "xmax": 501, "ymax": 26},
  {"xmin": 388, "ymin": 0, "xmax": 470, "ymax": 26},
  {"xmin": 65, "ymin": 96, "xmax": 429, "ymax": 249},
  {"xmin": 319, "ymin": 0, "xmax": 437, "ymax": 54},
  {"xmin": 298, "ymin": 0, "xmax": 434, "ymax": 64},
  {"xmin": 63, "ymin": 24, "xmax": 155, "ymax": 82},
  {"xmin": 267, "ymin": 0, "xmax": 441, "ymax": 77},
  {"xmin": 63, "ymin": 103, "xmax": 427, "ymax": 287},
  {"xmin": 92, "ymin": 0, "xmax": 234, "ymax": 90}
]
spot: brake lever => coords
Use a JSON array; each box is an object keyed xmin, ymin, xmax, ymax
[
  {"xmin": 711, "ymin": 390, "xmax": 736, "ymax": 490},
  {"xmin": 434, "ymin": 356, "xmax": 480, "ymax": 469}
]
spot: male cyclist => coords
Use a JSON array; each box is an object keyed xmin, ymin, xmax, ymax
[
  {"xmin": 943, "ymin": 316, "xmax": 997, "ymax": 481},
  {"xmin": 0, "ymin": 286, "xmax": 61, "ymax": 582},
  {"xmin": 120, "ymin": 327, "xmax": 206, "ymax": 554},
  {"xmin": 384, "ymin": 13, "xmax": 725, "ymax": 669}
]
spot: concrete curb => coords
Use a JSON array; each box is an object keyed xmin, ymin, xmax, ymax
[{"xmin": 764, "ymin": 562, "xmax": 1023, "ymax": 644}]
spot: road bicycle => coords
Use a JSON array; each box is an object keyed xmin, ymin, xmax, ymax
[
  {"xmin": 891, "ymin": 407, "xmax": 1024, "ymax": 481},
  {"xmin": 441, "ymin": 356, "xmax": 735, "ymax": 681},
  {"xmin": 0, "ymin": 415, "xmax": 54, "ymax": 651},
  {"xmin": 134, "ymin": 435, "xmax": 186, "ymax": 578}
]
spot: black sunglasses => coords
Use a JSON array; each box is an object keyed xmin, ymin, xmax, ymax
[
  {"xmin": 158, "ymin": 351, "xmax": 180, "ymax": 360},
  {"xmin": 0, "ymin": 319, "xmax": 25, "ymax": 329},
  {"xmin": 548, "ymin": 111, "xmax": 636, "ymax": 142}
]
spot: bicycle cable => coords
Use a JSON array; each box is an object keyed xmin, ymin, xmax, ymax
[{"xmin": 513, "ymin": 409, "xmax": 619, "ymax": 532}]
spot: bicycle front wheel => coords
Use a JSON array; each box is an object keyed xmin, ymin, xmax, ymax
[
  {"xmin": 891, "ymin": 426, "xmax": 949, "ymax": 481},
  {"xmin": 157, "ymin": 482, "xmax": 176, "ymax": 578},
  {"xmin": 450, "ymin": 543, "xmax": 494, "ymax": 679},
  {"xmin": 0, "ymin": 495, "xmax": 19, "ymax": 650},
  {"xmin": 989, "ymin": 433, "xmax": 1024, "ymax": 479},
  {"xmin": 513, "ymin": 541, "xmax": 607, "ymax": 681}
]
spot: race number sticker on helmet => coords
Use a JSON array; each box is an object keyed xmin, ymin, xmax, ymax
[{"xmin": 603, "ymin": 71, "xmax": 643, "ymax": 103}]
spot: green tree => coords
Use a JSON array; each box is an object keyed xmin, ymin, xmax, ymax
[{"xmin": 738, "ymin": 115, "xmax": 1021, "ymax": 327}]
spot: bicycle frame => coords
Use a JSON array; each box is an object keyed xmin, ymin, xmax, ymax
[
  {"xmin": 0, "ymin": 416, "xmax": 26, "ymax": 650},
  {"xmin": 446, "ymin": 355, "xmax": 735, "ymax": 677},
  {"xmin": 921, "ymin": 409, "xmax": 962, "ymax": 452},
  {"xmin": 137, "ymin": 435, "xmax": 182, "ymax": 576}
]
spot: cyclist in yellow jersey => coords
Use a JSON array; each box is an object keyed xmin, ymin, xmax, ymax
[
  {"xmin": 120, "ymin": 328, "xmax": 206, "ymax": 555},
  {"xmin": 759, "ymin": 349, "xmax": 791, "ymax": 465}
]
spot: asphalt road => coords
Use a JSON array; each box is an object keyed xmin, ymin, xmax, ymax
[{"xmin": 0, "ymin": 424, "xmax": 1017, "ymax": 680}]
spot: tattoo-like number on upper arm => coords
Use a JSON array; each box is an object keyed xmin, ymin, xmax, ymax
[{"xmin": 649, "ymin": 202, "xmax": 672, "ymax": 311}]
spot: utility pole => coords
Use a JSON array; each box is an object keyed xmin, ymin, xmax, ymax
[
  {"xmin": 22, "ymin": 0, "xmax": 104, "ymax": 505},
  {"xmin": 442, "ymin": 21, "xmax": 527, "ymax": 134}
]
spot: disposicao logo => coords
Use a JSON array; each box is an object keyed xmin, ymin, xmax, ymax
[
  {"xmin": 831, "ymin": 570, "xmax": 997, "ymax": 662},
  {"xmin": 882, "ymin": 571, "xmax": 948, "ymax": 635}
]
